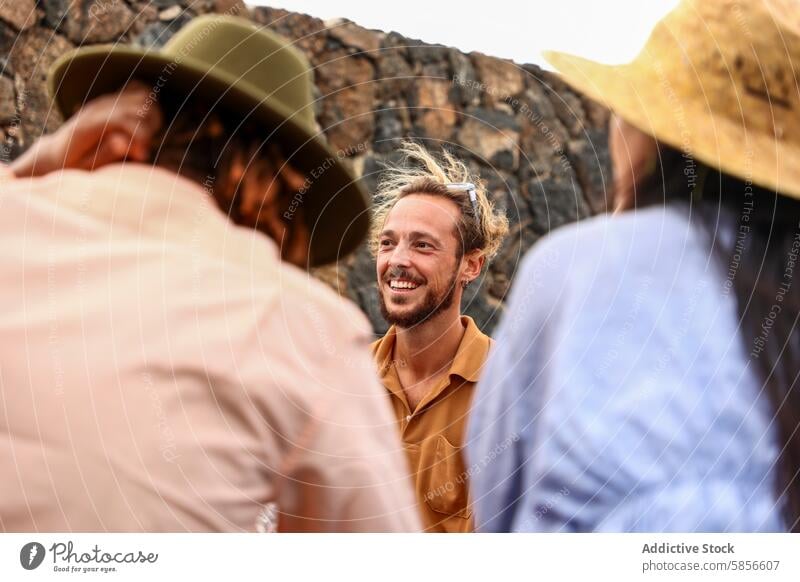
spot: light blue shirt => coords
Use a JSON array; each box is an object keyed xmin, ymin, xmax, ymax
[{"xmin": 467, "ymin": 204, "xmax": 784, "ymax": 532}]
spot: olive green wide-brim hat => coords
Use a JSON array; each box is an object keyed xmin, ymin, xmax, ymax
[
  {"xmin": 544, "ymin": 0, "xmax": 800, "ymax": 200},
  {"xmin": 47, "ymin": 15, "xmax": 369, "ymax": 267}
]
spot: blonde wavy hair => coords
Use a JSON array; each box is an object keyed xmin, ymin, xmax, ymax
[{"xmin": 369, "ymin": 142, "xmax": 509, "ymax": 262}]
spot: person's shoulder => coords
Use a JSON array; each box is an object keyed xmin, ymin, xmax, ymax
[
  {"xmin": 0, "ymin": 163, "xmax": 14, "ymax": 184},
  {"xmin": 500, "ymin": 205, "xmax": 698, "ymax": 338},
  {"xmin": 241, "ymin": 261, "xmax": 380, "ymax": 406},
  {"xmin": 265, "ymin": 262, "xmax": 377, "ymax": 379},
  {"xmin": 520, "ymin": 205, "xmax": 694, "ymax": 282},
  {"xmin": 276, "ymin": 262, "xmax": 371, "ymax": 333},
  {"xmin": 534, "ymin": 204, "xmax": 690, "ymax": 257}
]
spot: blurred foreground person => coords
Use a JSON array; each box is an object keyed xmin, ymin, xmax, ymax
[
  {"xmin": 468, "ymin": 0, "xmax": 800, "ymax": 532},
  {"xmin": 370, "ymin": 143, "xmax": 508, "ymax": 531},
  {"xmin": 0, "ymin": 16, "xmax": 419, "ymax": 532}
]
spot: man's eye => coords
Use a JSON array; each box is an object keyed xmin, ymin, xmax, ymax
[
  {"xmin": 380, "ymin": 239, "xmax": 393, "ymax": 247},
  {"xmin": 416, "ymin": 242, "xmax": 431, "ymax": 249}
]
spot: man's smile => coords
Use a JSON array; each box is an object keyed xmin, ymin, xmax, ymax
[{"xmin": 387, "ymin": 278, "xmax": 422, "ymax": 293}]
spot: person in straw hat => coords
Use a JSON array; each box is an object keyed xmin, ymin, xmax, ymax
[
  {"xmin": 467, "ymin": 0, "xmax": 800, "ymax": 532},
  {"xmin": 0, "ymin": 15, "xmax": 420, "ymax": 532}
]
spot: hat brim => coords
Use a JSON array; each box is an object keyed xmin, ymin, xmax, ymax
[
  {"xmin": 544, "ymin": 50, "xmax": 800, "ymax": 200},
  {"xmin": 48, "ymin": 46, "xmax": 370, "ymax": 267}
]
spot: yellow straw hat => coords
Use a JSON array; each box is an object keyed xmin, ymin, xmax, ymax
[{"xmin": 544, "ymin": 0, "xmax": 800, "ymax": 199}]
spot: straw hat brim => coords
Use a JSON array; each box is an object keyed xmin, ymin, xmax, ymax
[
  {"xmin": 544, "ymin": 50, "xmax": 800, "ymax": 200},
  {"xmin": 48, "ymin": 46, "xmax": 370, "ymax": 267}
]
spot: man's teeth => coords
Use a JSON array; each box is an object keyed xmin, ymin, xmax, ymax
[{"xmin": 389, "ymin": 280, "xmax": 420, "ymax": 290}]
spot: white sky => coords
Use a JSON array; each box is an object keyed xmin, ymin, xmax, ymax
[{"xmin": 246, "ymin": 0, "xmax": 680, "ymax": 70}]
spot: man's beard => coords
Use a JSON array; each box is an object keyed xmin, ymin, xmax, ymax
[{"xmin": 379, "ymin": 267, "xmax": 459, "ymax": 329}]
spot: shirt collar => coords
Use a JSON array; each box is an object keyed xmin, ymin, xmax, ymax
[
  {"xmin": 374, "ymin": 315, "xmax": 491, "ymax": 384},
  {"xmin": 34, "ymin": 162, "xmax": 280, "ymax": 268},
  {"xmin": 450, "ymin": 315, "xmax": 492, "ymax": 383},
  {"xmin": 373, "ymin": 325, "xmax": 398, "ymax": 380}
]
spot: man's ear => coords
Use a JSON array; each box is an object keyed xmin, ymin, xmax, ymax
[{"xmin": 461, "ymin": 249, "xmax": 485, "ymax": 284}]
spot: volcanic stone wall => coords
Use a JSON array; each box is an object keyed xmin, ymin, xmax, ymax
[{"xmin": 0, "ymin": 0, "xmax": 611, "ymax": 334}]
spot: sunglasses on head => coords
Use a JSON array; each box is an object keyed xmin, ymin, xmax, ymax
[{"xmin": 445, "ymin": 182, "xmax": 480, "ymax": 220}]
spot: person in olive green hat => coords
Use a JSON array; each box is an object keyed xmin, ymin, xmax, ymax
[
  {"xmin": 0, "ymin": 16, "xmax": 421, "ymax": 533},
  {"xmin": 47, "ymin": 14, "xmax": 370, "ymax": 266}
]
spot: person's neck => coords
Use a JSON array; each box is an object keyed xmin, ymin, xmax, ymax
[{"xmin": 394, "ymin": 307, "xmax": 466, "ymax": 380}]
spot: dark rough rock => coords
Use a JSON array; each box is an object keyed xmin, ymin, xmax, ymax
[
  {"xmin": 7, "ymin": 27, "xmax": 73, "ymax": 145},
  {"xmin": 315, "ymin": 49, "xmax": 376, "ymax": 152},
  {"xmin": 133, "ymin": 10, "xmax": 195, "ymax": 48},
  {"xmin": 0, "ymin": 21, "xmax": 19, "ymax": 72},
  {"xmin": 44, "ymin": 0, "xmax": 136, "ymax": 44},
  {"xmin": 373, "ymin": 107, "xmax": 406, "ymax": 153},
  {"xmin": 327, "ymin": 18, "xmax": 382, "ymax": 56},
  {"xmin": 0, "ymin": 0, "xmax": 37, "ymax": 32},
  {"xmin": 0, "ymin": 73, "xmax": 14, "ymax": 122},
  {"xmin": 412, "ymin": 78, "xmax": 456, "ymax": 140},
  {"xmin": 251, "ymin": 6, "xmax": 328, "ymax": 59},
  {"xmin": 472, "ymin": 52, "xmax": 525, "ymax": 105},
  {"xmin": 375, "ymin": 34, "xmax": 415, "ymax": 102}
]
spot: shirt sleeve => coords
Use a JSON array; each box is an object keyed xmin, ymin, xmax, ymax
[
  {"xmin": 268, "ymin": 293, "xmax": 421, "ymax": 533},
  {"xmin": 281, "ymin": 346, "xmax": 421, "ymax": 532},
  {"xmin": 278, "ymin": 377, "xmax": 422, "ymax": 532},
  {"xmin": 466, "ymin": 239, "xmax": 568, "ymax": 532}
]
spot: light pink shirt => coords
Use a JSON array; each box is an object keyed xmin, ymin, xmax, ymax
[{"xmin": 0, "ymin": 163, "xmax": 420, "ymax": 532}]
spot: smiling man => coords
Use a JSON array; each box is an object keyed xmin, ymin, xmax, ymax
[{"xmin": 370, "ymin": 142, "xmax": 509, "ymax": 532}]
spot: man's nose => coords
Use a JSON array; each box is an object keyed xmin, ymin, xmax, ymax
[{"xmin": 388, "ymin": 241, "xmax": 412, "ymax": 268}]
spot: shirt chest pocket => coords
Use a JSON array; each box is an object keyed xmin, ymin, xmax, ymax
[{"xmin": 417, "ymin": 435, "xmax": 472, "ymax": 520}]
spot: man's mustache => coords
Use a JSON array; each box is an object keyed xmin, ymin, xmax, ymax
[{"xmin": 382, "ymin": 268, "xmax": 425, "ymax": 285}]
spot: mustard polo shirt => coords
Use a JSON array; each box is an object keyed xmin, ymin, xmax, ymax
[{"xmin": 372, "ymin": 316, "xmax": 491, "ymax": 532}]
